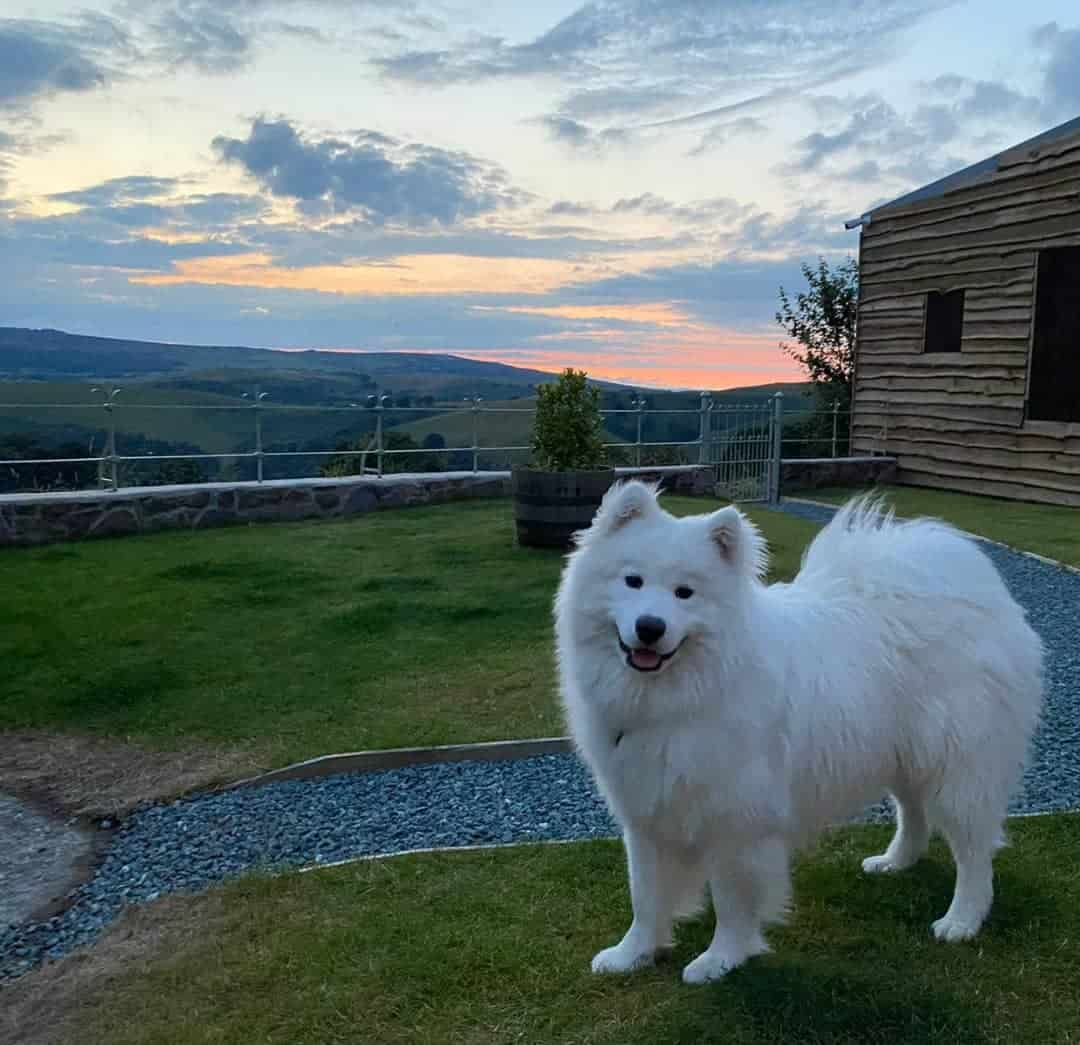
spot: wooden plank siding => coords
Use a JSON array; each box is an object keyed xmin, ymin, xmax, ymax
[{"xmin": 850, "ymin": 129, "xmax": 1080, "ymax": 506}]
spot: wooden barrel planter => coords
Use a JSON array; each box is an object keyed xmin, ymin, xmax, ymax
[{"xmin": 511, "ymin": 468, "xmax": 615, "ymax": 549}]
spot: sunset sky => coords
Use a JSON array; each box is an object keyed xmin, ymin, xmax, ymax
[{"xmin": 2, "ymin": 1, "xmax": 1078, "ymax": 388}]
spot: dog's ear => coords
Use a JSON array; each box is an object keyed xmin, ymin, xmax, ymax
[
  {"xmin": 708, "ymin": 505, "xmax": 767, "ymax": 578},
  {"xmin": 578, "ymin": 480, "xmax": 659, "ymax": 544}
]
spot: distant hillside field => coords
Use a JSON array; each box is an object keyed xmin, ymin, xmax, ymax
[
  {"xmin": 0, "ymin": 325, "xmax": 815, "ymax": 485},
  {"xmin": 396, "ymin": 400, "xmax": 536, "ymax": 451},
  {"xmin": 0, "ymin": 327, "xmax": 567, "ymax": 402},
  {"xmin": 0, "ymin": 381, "xmax": 374, "ymax": 456}
]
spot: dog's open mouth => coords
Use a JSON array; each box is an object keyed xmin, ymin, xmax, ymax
[{"xmin": 618, "ymin": 635, "xmax": 685, "ymax": 673}]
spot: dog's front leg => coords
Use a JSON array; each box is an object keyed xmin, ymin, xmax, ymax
[
  {"xmin": 683, "ymin": 836, "xmax": 789, "ymax": 984},
  {"xmin": 591, "ymin": 828, "xmax": 675, "ymax": 974}
]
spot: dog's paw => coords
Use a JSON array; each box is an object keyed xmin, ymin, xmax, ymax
[
  {"xmin": 590, "ymin": 943, "xmax": 655, "ymax": 975},
  {"xmin": 862, "ymin": 853, "xmax": 910, "ymax": 874},
  {"xmin": 681, "ymin": 949, "xmax": 746, "ymax": 984},
  {"xmin": 681, "ymin": 935, "xmax": 768, "ymax": 985},
  {"xmin": 931, "ymin": 915, "xmax": 981, "ymax": 942}
]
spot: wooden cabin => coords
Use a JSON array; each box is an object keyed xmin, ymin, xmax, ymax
[{"xmin": 846, "ymin": 116, "xmax": 1080, "ymax": 506}]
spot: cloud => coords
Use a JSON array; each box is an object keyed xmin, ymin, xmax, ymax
[
  {"xmin": 44, "ymin": 175, "xmax": 271, "ymax": 234},
  {"xmin": 126, "ymin": 0, "xmax": 428, "ymax": 76},
  {"xmin": 536, "ymin": 115, "xmax": 632, "ymax": 152},
  {"xmin": 51, "ymin": 175, "xmax": 184, "ymax": 208},
  {"xmin": 792, "ymin": 100, "xmax": 916, "ymax": 171},
  {"xmin": 1032, "ymin": 22, "xmax": 1080, "ymax": 119},
  {"xmin": 376, "ymin": 0, "xmax": 949, "ymax": 133},
  {"xmin": 558, "ymin": 257, "xmax": 813, "ymax": 332},
  {"xmin": 178, "ymin": 192, "xmax": 269, "ymax": 226},
  {"xmin": 0, "ymin": 16, "xmax": 124, "ymax": 107},
  {"xmin": 788, "ymin": 79, "xmax": 1044, "ymax": 188},
  {"xmin": 547, "ymin": 200, "xmax": 592, "ymax": 218},
  {"xmin": 0, "ymin": 127, "xmax": 72, "ymax": 197},
  {"xmin": 735, "ymin": 204, "xmax": 853, "ymax": 257},
  {"xmin": 212, "ymin": 117, "xmax": 522, "ymax": 225},
  {"xmin": 0, "ymin": 210, "xmax": 251, "ymax": 272},
  {"xmin": 687, "ymin": 116, "xmax": 767, "ymax": 157},
  {"xmin": 0, "ymin": 129, "xmax": 21, "ymax": 193},
  {"xmin": 834, "ymin": 159, "xmax": 882, "ymax": 182},
  {"xmin": 147, "ymin": 4, "xmax": 251, "ymax": 74},
  {"xmin": 609, "ymin": 193, "xmax": 753, "ymax": 227},
  {"xmin": 558, "ymin": 85, "xmax": 692, "ymax": 122},
  {"xmin": 0, "ymin": 1, "xmax": 422, "ymax": 104},
  {"xmin": 956, "ymin": 80, "xmax": 1040, "ymax": 122},
  {"xmin": 537, "ymin": 115, "xmax": 593, "ymax": 148}
]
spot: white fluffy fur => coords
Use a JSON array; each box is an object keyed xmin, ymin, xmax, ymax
[{"xmin": 554, "ymin": 481, "xmax": 1044, "ymax": 984}]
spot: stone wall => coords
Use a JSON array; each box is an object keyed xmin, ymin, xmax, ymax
[
  {"xmin": 781, "ymin": 455, "xmax": 898, "ymax": 493},
  {"xmin": 0, "ymin": 466, "xmax": 714, "ymax": 548}
]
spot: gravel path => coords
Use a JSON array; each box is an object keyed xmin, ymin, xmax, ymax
[{"xmin": 3, "ymin": 500, "xmax": 1077, "ymax": 981}]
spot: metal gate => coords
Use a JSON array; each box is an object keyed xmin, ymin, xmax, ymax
[{"xmin": 706, "ymin": 396, "xmax": 782, "ymax": 504}]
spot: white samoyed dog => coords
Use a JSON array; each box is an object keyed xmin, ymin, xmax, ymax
[{"xmin": 554, "ymin": 481, "xmax": 1044, "ymax": 984}]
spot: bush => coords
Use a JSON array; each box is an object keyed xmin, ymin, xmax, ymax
[
  {"xmin": 321, "ymin": 431, "xmax": 445, "ymax": 476},
  {"xmin": 530, "ymin": 369, "xmax": 607, "ymax": 471}
]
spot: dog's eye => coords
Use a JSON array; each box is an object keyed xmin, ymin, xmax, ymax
[
  {"xmin": 675, "ymin": 586, "xmax": 694, "ymax": 600},
  {"xmin": 625, "ymin": 575, "xmax": 644, "ymax": 589}
]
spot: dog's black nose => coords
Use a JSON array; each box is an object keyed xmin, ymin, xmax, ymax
[{"xmin": 635, "ymin": 615, "xmax": 666, "ymax": 646}]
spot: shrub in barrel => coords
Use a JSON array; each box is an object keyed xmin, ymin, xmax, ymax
[{"xmin": 512, "ymin": 368, "xmax": 614, "ymax": 550}]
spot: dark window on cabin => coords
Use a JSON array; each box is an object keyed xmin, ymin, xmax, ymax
[
  {"xmin": 923, "ymin": 289, "xmax": 965, "ymax": 353},
  {"xmin": 1028, "ymin": 246, "xmax": 1080, "ymax": 424}
]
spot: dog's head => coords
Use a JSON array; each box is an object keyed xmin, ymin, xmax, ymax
[{"xmin": 560, "ymin": 480, "xmax": 767, "ymax": 674}]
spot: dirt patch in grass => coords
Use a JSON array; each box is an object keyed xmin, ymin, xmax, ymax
[
  {"xmin": 0, "ymin": 731, "xmax": 265, "ymax": 821},
  {"xmin": 0, "ymin": 890, "xmax": 227, "ymax": 1045}
]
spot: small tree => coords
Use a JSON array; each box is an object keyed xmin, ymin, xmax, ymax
[
  {"xmin": 530, "ymin": 368, "xmax": 607, "ymax": 471},
  {"xmin": 321, "ymin": 430, "xmax": 443, "ymax": 476},
  {"xmin": 776, "ymin": 256, "xmax": 858, "ymax": 407}
]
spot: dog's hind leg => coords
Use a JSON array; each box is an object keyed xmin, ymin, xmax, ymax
[
  {"xmin": 591, "ymin": 829, "xmax": 690, "ymax": 974},
  {"xmin": 682, "ymin": 836, "xmax": 789, "ymax": 985},
  {"xmin": 862, "ymin": 780, "xmax": 931, "ymax": 874},
  {"xmin": 930, "ymin": 806, "xmax": 1000, "ymax": 942}
]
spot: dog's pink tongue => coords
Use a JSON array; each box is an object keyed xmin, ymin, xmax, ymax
[{"xmin": 631, "ymin": 648, "xmax": 661, "ymax": 670}]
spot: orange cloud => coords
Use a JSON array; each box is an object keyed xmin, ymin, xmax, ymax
[
  {"xmin": 133, "ymin": 251, "xmax": 592, "ymax": 295},
  {"xmin": 133, "ymin": 251, "xmax": 689, "ymax": 296},
  {"xmin": 130, "ymin": 244, "xmax": 711, "ymax": 296},
  {"xmin": 472, "ymin": 302, "xmax": 696, "ymax": 327}
]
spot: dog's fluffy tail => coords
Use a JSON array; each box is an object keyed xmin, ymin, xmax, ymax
[{"xmin": 793, "ymin": 493, "xmax": 1012, "ymax": 611}]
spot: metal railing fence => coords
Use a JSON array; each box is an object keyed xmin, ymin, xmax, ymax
[{"xmin": 0, "ymin": 387, "xmax": 854, "ymax": 503}]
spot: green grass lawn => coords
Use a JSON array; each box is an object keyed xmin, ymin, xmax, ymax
[
  {"xmin": 0, "ymin": 496, "xmax": 820, "ymax": 768},
  {"xmin": 61, "ymin": 815, "xmax": 1080, "ymax": 1045},
  {"xmin": 802, "ymin": 484, "xmax": 1080, "ymax": 568}
]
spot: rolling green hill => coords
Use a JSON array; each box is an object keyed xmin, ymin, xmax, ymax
[{"xmin": 0, "ymin": 327, "xmax": 568, "ymax": 401}]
